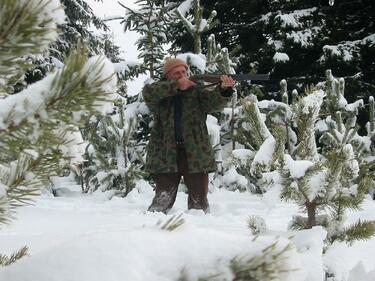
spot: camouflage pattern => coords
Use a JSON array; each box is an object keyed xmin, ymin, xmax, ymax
[{"xmin": 143, "ymin": 80, "xmax": 231, "ymax": 174}]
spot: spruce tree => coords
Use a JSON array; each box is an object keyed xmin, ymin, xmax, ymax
[
  {"xmin": 120, "ymin": 0, "xmax": 169, "ymax": 79},
  {"xmin": 197, "ymin": 0, "xmax": 374, "ymax": 106},
  {"xmin": 234, "ymin": 70, "xmax": 375, "ymax": 245},
  {"xmin": 0, "ymin": 0, "xmax": 117, "ymax": 265}
]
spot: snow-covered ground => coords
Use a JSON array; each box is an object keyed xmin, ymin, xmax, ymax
[{"xmin": 1, "ymin": 176, "xmax": 375, "ymax": 281}]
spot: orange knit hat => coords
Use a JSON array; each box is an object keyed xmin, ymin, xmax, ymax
[{"xmin": 163, "ymin": 57, "xmax": 188, "ymax": 77}]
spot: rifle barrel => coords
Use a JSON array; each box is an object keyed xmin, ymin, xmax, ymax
[
  {"xmin": 228, "ymin": 74, "xmax": 270, "ymax": 81},
  {"xmin": 190, "ymin": 73, "xmax": 270, "ymax": 82}
]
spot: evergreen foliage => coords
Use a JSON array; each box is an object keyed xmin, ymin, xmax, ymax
[
  {"xmin": 120, "ymin": 0, "xmax": 169, "ymax": 79},
  {"xmin": 56, "ymin": 0, "xmax": 109, "ymax": 59},
  {"xmin": 173, "ymin": 0, "xmax": 218, "ymax": 54},
  {"xmin": 0, "ymin": 0, "xmax": 63, "ymax": 94},
  {"xmin": 157, "ymin": 213, "xmax": 185, "ymax": 231},
  {"xmin": 55, "ymin": 2, "xmax": 149, "ymax": 196},
  {"xmin": 175, "ymin": 240, "xmax": 297, "ymax": 281},
  {"xmin": 22, "ymin": 0, "xmax": 121, "ymax": 88},
  {"xmin": 0, "ymin": 246, "xmax": 28, "ymax": 267},
  {"xmin": 229, "ymin": 242, "xmax": 296, "ymax": 281},
  {"xmin": 79, "ymin": 101, "xmax": 144, "ymax": 195},
  {"xmin": 0, "ymin": 0, "xmax": 117, "ymax": 265},
  {"xmin": 247, "ymin": 215, "xmax": 267, "ymax": 235},
  {"xmin": 234, "ymin": 70, "xmax": 375, "ymax": 245},
  {"xmin": 166, "ymin": 0, "xmax": 239, "ymax": 81},
  {"xmin": 232, "ymin": 95, "xmax": 284, "ymax": 193},
  {"xmin": 165, "ymin": 0, "xmax": 375, "ymax": 112}
]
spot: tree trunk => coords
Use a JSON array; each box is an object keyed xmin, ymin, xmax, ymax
[{"xmin": 306, "ymin": 201, "xmax": 317, "ymax": 228}]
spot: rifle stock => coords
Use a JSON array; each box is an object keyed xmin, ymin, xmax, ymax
[{"xmin": 190, "ymin": 73, "xmax": 270, "ymax": 83}]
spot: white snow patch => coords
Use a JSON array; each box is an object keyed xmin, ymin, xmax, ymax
[
  {"xmin": 284, "ymin": 154, "xmax": 314, "ymax": 179},
  {"xmin": 177, "ymin": 53, "xmax": 207, "ymax": 73},
  {"xmin": 273, "ymin": 52, "xmax": 290, "ymax": 62}
]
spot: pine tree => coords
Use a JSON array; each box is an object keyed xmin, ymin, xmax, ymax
[
  {"xmin": 79, "ymin": 99, "xmax": 145, "ymax": 195},
  {"xmin": 232, "ymin": 94, "xmax": 285, "ymax": 193},
  {"xmin": 73, "ymin": 0, "xmax": 162, "ymax": 194},
  {"xmin": 247, "ymin": 71, "xmax": 375, "ymax": 243},
  {"xmin": 0, "ymin": 0, "xmax": 117, "ymax": 265},
  {"xmin": 169, "ymin": 2, "xmax": 237, "ymax": 75},
  {"xmin": 172, "ymin": 0, "xmax": 218, "ymax": 55},
  {"xmin": 120, "ymin": 0, "xmax": 169, "ymax": 79},
  {"xmin": 56, "ymin": 0, "xmax": 110, "ymax": 58},
  {"xmin": 234, "ymin": 69, "xmax": 375, "ymax": 245}
]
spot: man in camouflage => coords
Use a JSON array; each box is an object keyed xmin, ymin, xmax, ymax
[{"xmin": 143, "ymin": 57, "xmax": 235, "ymax": 213}]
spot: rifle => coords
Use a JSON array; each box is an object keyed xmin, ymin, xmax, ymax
[{"xmin": 189, "ymin": 73, "xmax": 270, "ymax": 83}]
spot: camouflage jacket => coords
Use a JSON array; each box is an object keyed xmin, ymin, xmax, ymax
[{"xmin": 143, "ymin": 80, "xmax": 232, "ymax": 174}]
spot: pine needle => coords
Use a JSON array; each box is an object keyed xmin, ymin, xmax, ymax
[
  {"xmin": 157, "ymin": 213, "xmax": 185, "ymax": 231},
  {"xmin": 0, "ymin": 246, "xmax": 28, "ymax": 267}
]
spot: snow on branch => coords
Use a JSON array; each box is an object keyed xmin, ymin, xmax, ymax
[
  {"xmin": 0, "ymin": 55, "xmax": 117, "ymax": 132},
  {"xmin": 275, "ymin": 7, "xmax": 317, "ymax": 28},
  {"xmin": 0, "ymin": 0, "xmax": 65, "ymax": 93}
]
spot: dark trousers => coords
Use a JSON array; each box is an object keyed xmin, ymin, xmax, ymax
[{"xmin": 148, "ymin": 144, "xmax": 210, "ymax": 213}]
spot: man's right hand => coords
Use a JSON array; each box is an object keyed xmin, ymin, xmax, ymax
[{"xmin": 176, "ymin": 77, "xmax": 197, "ymax": 90}]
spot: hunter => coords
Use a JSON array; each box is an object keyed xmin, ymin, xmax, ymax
[{"xmin": 143, "ymin": 57, "xmax": 235, "ymax": 213}]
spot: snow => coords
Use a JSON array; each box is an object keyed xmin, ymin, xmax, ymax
[
  {"xmin": 306, "ymin": 170, "xmax": 327, "ymax": 202},
  {"xmin": 258, "ymin": 99, "xmax": 290, "ymax": 113},
  {"xmin": 221, "ymin": 167, "xmax": 248, "ymax": 191},
  {"xmin": 284, "ymin": 154, "xmax": 314, "ymax": 179},
  {"xmin": 322, "ymin": 33, "xmax": 374, "ymax": 62},
  {"xmin": 275, "ymin": 8, "xmax": 317, "ymax": 28},
  {"xmin": 1, "ymin": 176, "xmax": 375, "ymax": 280},
  {"xmin": 251, "ymin": 136, "xmax": 276, "ymax": 175},
  {"xmin": 113, "ymin": 62, "xmax": 130, "ymax": 74},
  {"xmin": 343, "ymin": 144, "xmax": 360, "ymax": 178},
  {"xmin": 232, "ymin": 149, "xmax": 254, "ymax": 163},
  {"xmin": 345, "ymin": 99, "xmax": 364, "ymax": 112},
  {"xmin": 0, "ymin": 55, "xmax": 117, "ymax": 131},
  {"xmin": 273, "ymin": 52, "xmax": 290, "ymax": 62},
  {"xmin": 301, "ymin": 90, "xmax": 325, "ymax": 114},
  {"xmin": 206, "ymin": 115, "xmax": 221, "ymax": 161},
  {"xmin": 363, "ymin": 33, "xmax": 375, "ymax": 45},
  {"xmin": 3, "ymin": 1, "xmax": 375, "ymax": 280},
  {"xmin": 322, "ymin": 41, "xmax": 359, "ymax": 62},
  {"xmin": 0, "ymin": 183, "xmax": 6, "ymax": 198},
  {"xmin": 268, "ymin": 39, "xmax": 284, "ymax": 50},
  {"xmin": 0, "ymin": 74, "xmax": 55, "ymax": 130},
  {"xmin": 176, "ymin": 0, "xmax": 193, "ymax": 17},
  {"xmin": 84, "ymin": 55, "xmax": 118, "ymax": 114},
  {"xmin": 32, "ymin": 0, "xmax": 66, "ymax": 44},
  {"xmin": 177, "ymin": 53, "xmax": 207, "ymax": 73},
  {"xmin": 124, "ymin": 100, "xmax": 149, "ymax": 121},
  {"xmin": 51, "ymin": 57, "xmax": 64, "ymax": 69},
  {"xmin": 59, "ymin": 129, "xmax": 86, "ymax": 164},
  {"xmin": 286, "ymin": 28, "xmax": 320, "ymax": 48},
  {"xmin": 324, "ymin": 199, "xmax": 375, "ymax": 278},
  {"xmin": 86, "ymin": 0, "xmax": 148, "ymax": 97}
]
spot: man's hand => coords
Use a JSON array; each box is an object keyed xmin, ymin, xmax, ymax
[
  {"xmin": 220, "ymin": 75, "xmax": 236, "ymax": 89},
  {"xmin": 176, "ymin": 77, "xmax": 197, "ymax": 90}
]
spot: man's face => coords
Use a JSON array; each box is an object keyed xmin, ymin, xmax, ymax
[{"xmin": 166, "ymin": 65, "xmax": 187, "ymax": 81}]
